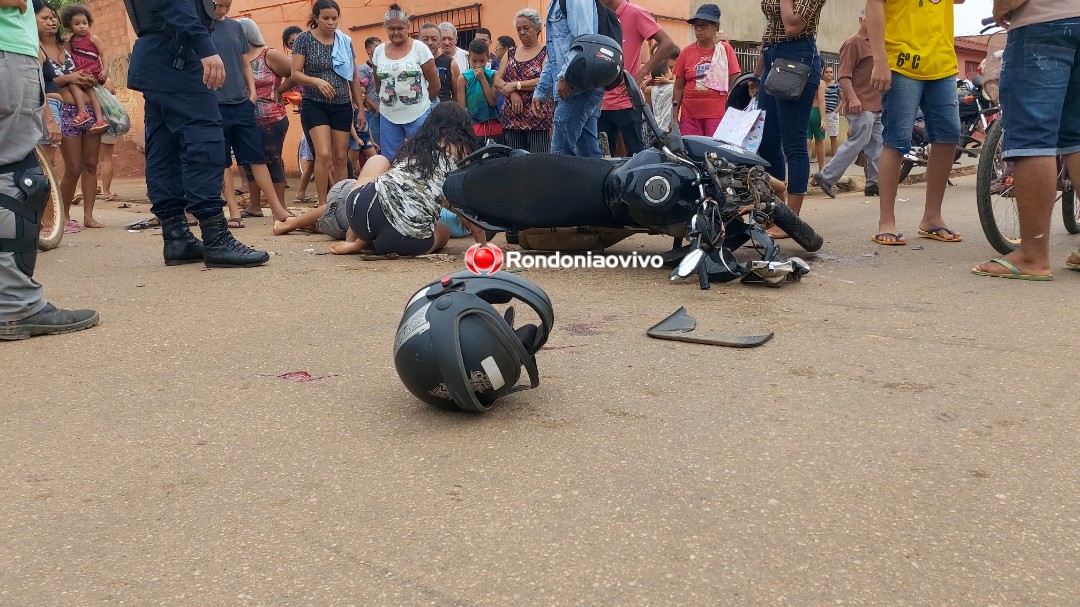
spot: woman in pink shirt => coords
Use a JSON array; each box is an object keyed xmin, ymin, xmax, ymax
[{"xmin": 671, "ymin": 4, "xmax": 740, "ymax": 137}]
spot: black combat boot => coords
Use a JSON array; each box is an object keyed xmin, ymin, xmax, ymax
[
  {"xmin": 198, "ymin": 214, "xmax": 270, "ymax": 268},
  {"xmin": 161, "ymin": 214, "xmax": 204, "ymax": 266}
]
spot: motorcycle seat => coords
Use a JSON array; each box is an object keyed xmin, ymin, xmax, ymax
[{"xmin": 444, "ymin": 153, "xmax": 617, "ymax": 229}]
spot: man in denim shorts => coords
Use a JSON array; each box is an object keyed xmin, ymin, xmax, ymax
[
  {"xmin": 866, "ymin": 0, "xmax": 966, "ymax": 246},
  {"xmin": 973, "ymin": 0, "xmax": 1080, "ymax": 280}
]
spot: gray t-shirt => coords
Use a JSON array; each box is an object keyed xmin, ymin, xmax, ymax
[
  {"xmin": 1010, "ymin": 0, "xmax": 1080, "ymax": 29},
  {"xmin": 211, "ymin": 18, "xmax": 251, "ymax": 105}
]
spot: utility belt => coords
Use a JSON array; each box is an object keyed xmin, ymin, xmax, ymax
[{"xmin": 0, "ymin": 151, "xmax": 49, "ymax": 277}]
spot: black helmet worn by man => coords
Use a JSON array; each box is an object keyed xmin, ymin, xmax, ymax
[{"xmin": 125, "ymin": 0, "xmax": 269, "ymax": 267}]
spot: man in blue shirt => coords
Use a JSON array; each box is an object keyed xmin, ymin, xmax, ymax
[
  {"xmin": 127, "ymin": 0, "xmax": 269, "ymax": 268},
  {"xmin": 532, "ymin": 0, "xmax": 602, "ymax": 157}
]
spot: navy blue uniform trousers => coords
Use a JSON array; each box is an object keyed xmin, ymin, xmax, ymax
[{"xmin": 143, "ymin": 90, "xmax": 229, "ymax": 221}]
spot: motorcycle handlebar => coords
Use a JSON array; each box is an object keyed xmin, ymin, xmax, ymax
[{"xmin": 981, "ymin": 16, "xmax": 996, "ymax": 26}]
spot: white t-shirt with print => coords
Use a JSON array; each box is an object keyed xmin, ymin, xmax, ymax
[{"xmin": 373, "ymin": 39, "xmax": 435, "ymax": 125}]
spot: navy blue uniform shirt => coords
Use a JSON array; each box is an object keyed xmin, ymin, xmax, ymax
[{"xmin": 128, "ymin": 0, "xmax": 218, "ymax": 93}]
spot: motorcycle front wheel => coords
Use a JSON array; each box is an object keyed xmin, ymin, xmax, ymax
[{"xmin": 769, "ymin": 202, "xmax": 824, "ymax": 252}]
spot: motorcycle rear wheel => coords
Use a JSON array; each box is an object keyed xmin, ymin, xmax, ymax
[
  {"xmin": 769, "ymin": 202, "xmax": 824, "ymax": 252},
  {"xmin": 35, "ymin": 146, "xmax": 64, "ymax": 251}
]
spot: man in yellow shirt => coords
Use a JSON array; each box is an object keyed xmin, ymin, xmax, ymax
[{"xmin": 865, "ymin": 0, "xmax": 966, "ymax": 246}]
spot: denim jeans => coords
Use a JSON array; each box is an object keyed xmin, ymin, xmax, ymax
[
  {"xmin": 552, "ymin": 88, "xmax": 604, "ymax": 157},
  {"xmin": 880, "ymin": 72, "xmax": 960, "ymax": 155},
  {"xmin": 758, "ymin": 37, "xmax": 823, "ymax": 195},
  {"xmin": 1000, "ymin": 17, "xmax": 1080, "ymax": 158}
]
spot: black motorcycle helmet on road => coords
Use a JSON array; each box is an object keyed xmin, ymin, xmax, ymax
[
  {"xmin": 393, "ymin": 271, "xmax": 555, "ymax": 413},
  {"xmin": 563, "ymin": 34, "xmax": 624, "ymax": 92}
]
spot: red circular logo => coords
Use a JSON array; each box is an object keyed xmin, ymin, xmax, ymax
[{"xmin": 465, "ymin": 243, "xmax": 504, "ymax": 274}]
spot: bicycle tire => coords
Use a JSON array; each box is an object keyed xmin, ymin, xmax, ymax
[
  {"xmin": 1062, "ymin": 179, "xmax": 1078, "ymax": 234},
  {"xmin": 976, "ymin": 120, "xmax": 1020, "ymax": 254},
  {"xmin": 35, "ymin": 146, "xmax": 64, "ymax": 251},
  {"xmin": 769, "ymin": 202, "xmax": 824, "ymax": 252}
]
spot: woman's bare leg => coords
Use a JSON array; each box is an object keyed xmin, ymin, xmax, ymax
[
  {"xmin": 331, "ymin": 129, "xmax": 351, "ymax": 186},
  {"xmin": 248, "ymin": 163, "xmax": 291, "ymax": 221},
  {"xmin": 98, "ymin": 141, "xmax": 115, "ymax": 198},
  {"xmin": 59, "ymin": 136, "xmax": 82, "ymax": 225},
  {"xmin": 222, "ymin": 169, "xmax": 242, "ymax": 220},
  {"xmin": 296, "ymin": 159, "xmax": 314, "ymax": 200},
  {"xmin": 79, "ymin": 134, "xmax": 103, "ymax": 227},
  {"xmin": 308, "ymin": 125, "xmax": 334, "ymax": 206}
]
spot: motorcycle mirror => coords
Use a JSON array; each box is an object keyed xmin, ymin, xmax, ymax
[
  {"xmin": 670, "ymin": 248, "xmax": 704, "ymax": 281},
  {"xmin": 971, "ymin": 75, "xmax": 984, "ymax": 87}
]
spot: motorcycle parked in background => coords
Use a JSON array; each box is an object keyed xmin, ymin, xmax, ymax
[{"xmin": 898, "ymin": 76, "xmax": 996, "ymax": 183}]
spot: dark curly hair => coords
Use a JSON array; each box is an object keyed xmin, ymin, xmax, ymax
[
  {"xmin": 308, "ymin": 0, "xmax": 340, "ymax": 29},
  {"xmin": 394, "ymin": 102, "xmax": 479, "ymax": 180},
  {"xmin": 59, "ymin": 3, "xmax": 93, "ymax": 30},
  {"xmin": 282, "ymin": 25, "xmax": 302, "ymax": 49}
]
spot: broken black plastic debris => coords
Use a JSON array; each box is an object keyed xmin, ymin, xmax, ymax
[{"xmin": 646, "ymin": 307, "xmax": 773, "ymax": 348}]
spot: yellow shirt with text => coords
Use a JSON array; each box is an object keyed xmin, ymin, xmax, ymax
[{"xmin": 884, "ymin": 0, "xmax": 958, "ymax": 80}]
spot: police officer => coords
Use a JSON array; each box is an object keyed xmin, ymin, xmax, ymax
[
  {"xmin": 126, "ymin": 0, "xmax": 269, "ymax": 267},
  {"xmin": 1, "ymin": 0, "xmax": 99, "ymax": 340}
]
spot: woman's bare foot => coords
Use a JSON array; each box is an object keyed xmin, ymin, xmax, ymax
[
  {"xmin": 330, "ymin": 240, "xmax": 365, "ymax": 255},
  {"xmin": 272, "ymin": 212, "xmax": 295, "ymax": 223},
  {"xmin": 272, "ymin": 218, "xmax": 295, "ymax": 236},
  {"xmin": 83, "ymin": 218, "xmax": 104, "ymax": 228}
]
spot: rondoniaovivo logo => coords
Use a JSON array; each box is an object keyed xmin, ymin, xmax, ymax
[{"xmin": 465, "ymin": 243, "xmax": 504, "ymax": 274}]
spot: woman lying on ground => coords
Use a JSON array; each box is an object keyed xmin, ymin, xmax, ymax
[{"xmin": 275, "ymin": 102, "xmax": 485, "ymax": 255}]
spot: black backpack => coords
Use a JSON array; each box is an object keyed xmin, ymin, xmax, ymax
[{"xmin": 558, "ymin": 0, "xmax": 623, "ymax": 49}]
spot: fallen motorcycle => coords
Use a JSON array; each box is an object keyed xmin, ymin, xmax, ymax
[{"xmin": 443, "ymin": 70, "xmax": 823, "ymax": 289}]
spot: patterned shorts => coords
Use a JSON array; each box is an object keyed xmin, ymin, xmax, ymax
[{"xmin": 58, "ymin": 103, "xmax": 97, "ymax": 138}]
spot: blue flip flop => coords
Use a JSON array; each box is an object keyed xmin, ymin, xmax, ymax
[{"xmin": 918, "ymin": 226, "xmax": 962, "ymax": 242}]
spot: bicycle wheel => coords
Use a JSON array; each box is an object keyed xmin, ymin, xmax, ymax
[
  {"xmin": 35, "ymin": 145, "xmax": 64, "ymax": 251},
  {"xmin": 1062, "ymin": 174, "xmax": 1078, "ymax": 234},
  {"xmin": 976, "ymin": 120, "xmax": 1021, "ymax": 254}
]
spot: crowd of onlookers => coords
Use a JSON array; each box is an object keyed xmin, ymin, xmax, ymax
[{"xmin": 31, "ymin": 0, "xmax": 1079, "ymax": 277}]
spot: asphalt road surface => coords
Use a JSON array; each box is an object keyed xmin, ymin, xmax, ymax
[{"xmin": 3, "ymin": 175, "xmax": 1078, "ymax": 605}]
